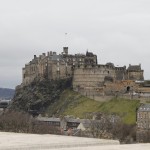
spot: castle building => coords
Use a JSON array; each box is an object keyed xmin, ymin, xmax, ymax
[
  {"xmin": 127, "ymin": 64, "xmax": 144, "ymax": 81},
  {"xmin": 22, "ymin": 47, "xmax": 144, "ymax": 97},
  {"xmin": 22, "ymin": 47, "xmax": 98, "ymax": 85}
]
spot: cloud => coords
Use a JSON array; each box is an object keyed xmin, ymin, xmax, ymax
[{"xmin": 0, "ymin": 0, "xmax": 150, "ymax": 88}]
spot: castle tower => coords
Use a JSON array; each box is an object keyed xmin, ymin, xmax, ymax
[{"xmin": 127, "ymin": 64, "xmax": 144, "ymax": 81}]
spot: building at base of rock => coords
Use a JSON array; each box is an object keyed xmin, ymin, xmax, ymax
[{"xmin": 136, "ymin": 104, "xmax": 150, "ymax": 143}]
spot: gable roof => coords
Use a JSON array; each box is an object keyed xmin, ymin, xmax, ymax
[
  {"xmin": 138, "ymin": 104, "xmax": 150, "ymax": 112},
  {"xmin": 49, "ymin": 54, "xmax": 64, "ymax": 61},
  {"xmin": 36, "ymin": 117, "xmax": 60, "ymax": 122},
  {"xmin": 63, "ymin": 117, "xmax": 81, "ymax": 123}
]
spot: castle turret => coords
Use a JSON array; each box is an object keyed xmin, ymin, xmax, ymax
[{"xmin": 127, "ymin": 64, "xmax": 144, "ymax": 81}]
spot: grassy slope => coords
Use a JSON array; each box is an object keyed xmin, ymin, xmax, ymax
[{"xmin": 46, "ymin": 89, "xmax": 141, "ymax": 124}]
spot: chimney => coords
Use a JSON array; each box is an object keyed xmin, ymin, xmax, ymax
[
  {"xmin": 63, "ymin": 47, "xmax": 68, "ymax": 55},
  {"xmin": 39, "ymin": 55, "xmax": 42, "ymax": 59},
  {"xmin": 50, "ymin": 51, "xmax": 53, "ymax": 56},
  {"xmin": 34, "ymin": 55, "xmax": 36, "ymax": 59},
  {"xmin": 53, "ymin": 52, "xmax": 56, "ymax": 55}
]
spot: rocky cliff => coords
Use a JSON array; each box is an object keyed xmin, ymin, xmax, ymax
[{"xmin": 11, "ymin": 78, "xmax": 72, "ymax": 113}]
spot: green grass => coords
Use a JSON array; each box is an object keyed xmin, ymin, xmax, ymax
[{"xmin": 46, "ymin": 89, "xmax": 141, "ymax": 124}]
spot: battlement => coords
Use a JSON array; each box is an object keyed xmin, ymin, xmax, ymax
[{"xmin": 74, "ymin": 64, "xmax": 116, "ymax": 70}]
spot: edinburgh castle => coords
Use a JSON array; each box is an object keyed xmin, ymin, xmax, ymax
[{"xmin": 22, "ymin": 47, "xmax": 147, "ymax": 99}]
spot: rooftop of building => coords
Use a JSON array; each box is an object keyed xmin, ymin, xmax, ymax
[
  {"xmin": 127, "ymin": 64, "xmax": 142, "ymax": 71},
  {"xmin": 86, "ymin": 51, "xmax": 96, "ymax": 57},
  {"xmin": 49, "ymin": 54, "xmax": 64, "ymax": 61},
  {"xmin": 36, "ymin": 116, "xmax": 60, "ymax": 122},
  {"xmin": 138, "ymin": 104, "xmax": 150, "ymax": 112}
]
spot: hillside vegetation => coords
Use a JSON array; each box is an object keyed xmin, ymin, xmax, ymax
[
  {"xmin": 12, "ymin": 78, "xmax": 141, "ymax": 125},
  {"xmin": 47, "ymin": 89, "xmax": 140, "ymax": 124}
]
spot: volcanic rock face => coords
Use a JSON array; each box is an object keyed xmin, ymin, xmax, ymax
[{"xmin": 12, "ymin": 78, "xmax": 72, "ymax": 112}]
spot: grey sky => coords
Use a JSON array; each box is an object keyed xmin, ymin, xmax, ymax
[{"xmin": 0, "ymin": 0, "xmax": 150, "ymax": 88}]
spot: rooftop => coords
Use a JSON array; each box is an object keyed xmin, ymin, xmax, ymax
[
  {"xmin": 36, "ymin": 117, "xmax": 60, "ymax": 122},
  {"xmin": 138, "ymin": 104, "xmax": 150, "ymax": 112},
  {"xmin": 127, "ymin": 65, "xmax": 141, "ymax": 71}
]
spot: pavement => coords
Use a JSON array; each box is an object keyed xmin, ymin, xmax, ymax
[{"xmin": 0, "ymin": 132, "xmax": 150, "ymax": 150}]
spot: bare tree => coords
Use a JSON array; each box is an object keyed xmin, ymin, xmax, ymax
[
  {"xmin": 90, "ymin": 117, "xmax": 113, "ymax": 139},
  {"xmin": 0, "ymin": 110, "xmax": 61, "ymax": 134}
]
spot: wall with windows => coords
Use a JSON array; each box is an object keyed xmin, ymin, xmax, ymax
[{"xmin": 136, "ymin": 105, "xmax": 150, "ymax": 142}]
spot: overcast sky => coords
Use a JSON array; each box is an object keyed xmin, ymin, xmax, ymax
[{"xmin": 0, "ymin": 0, "xmax": 150, "ymax": 89}]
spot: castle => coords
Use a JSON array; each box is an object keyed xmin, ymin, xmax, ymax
[{"xmin": 22, "ymin": 47, "xmax": 144, "ymax": 97}]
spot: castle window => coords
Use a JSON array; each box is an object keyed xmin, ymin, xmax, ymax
[
  {"xmin": 127, "ymin": 86, "xmax": 130, "ymax": 92},
  {"xmin": 108, "ymin": 71, "xmax": 109, "ymax": 74}
]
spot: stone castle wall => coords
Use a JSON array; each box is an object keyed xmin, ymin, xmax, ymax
[
  {"xmin": 22, "ymin": 47, "xmax": 97, "ymax": 86},
  {"xmin": 73, "ymin": 65, "xmax": 115, "ymax": 92},
  {"xmin": 47, "ymin": 61, "xmax": 73, "ymax": 80},
  {"xmin": 21, "ymin": 47, "xmax": 144, "ymax": 98},
  {"xmin": 127, "ymin": 71, "xmax": 144, "ymax": 81},
  {"xmin": 22, "ymin": 54, "xmax": 48, "ymax": 85}
]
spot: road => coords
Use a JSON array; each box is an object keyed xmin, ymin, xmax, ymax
[{"xmin": 0, "ymin": 132, "xmax": 150, "ymax": 150}]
